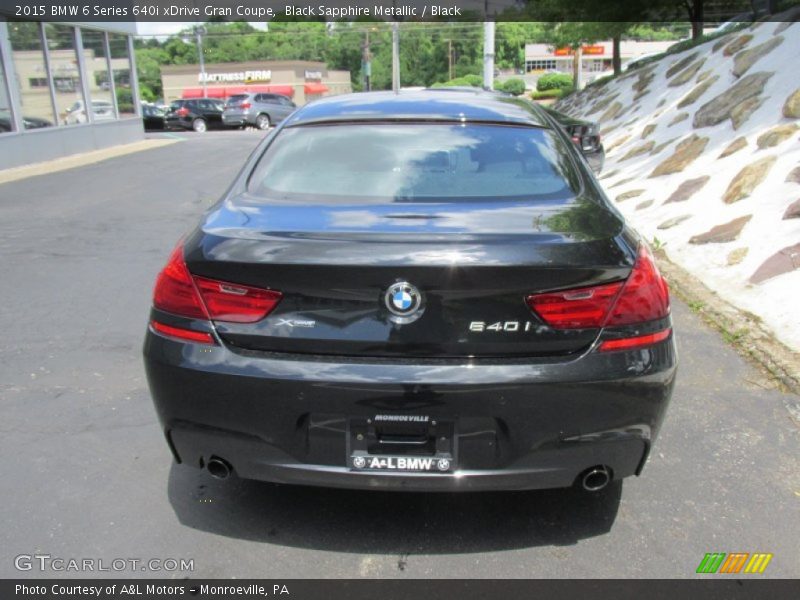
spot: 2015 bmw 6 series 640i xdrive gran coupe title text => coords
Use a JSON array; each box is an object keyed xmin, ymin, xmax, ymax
[{"xmin": 143, "ymin": 90, "xmax": 676, "ymax": 493}]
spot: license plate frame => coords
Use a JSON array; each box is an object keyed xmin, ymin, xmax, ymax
[
  {"xmin": 347, "ymin": 416, "xmax": 456, "ymax": 473},
  {"xmin": 349, "ymin": 454, "xmax": 453, "ymax": 472}
]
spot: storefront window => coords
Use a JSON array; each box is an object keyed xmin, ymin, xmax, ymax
[
  {"xmin": 108, "ymin": 33, "xmax": 135, "ymax": 118},
  {"xmin": 0, "ymin": 45, "xmax": 13, "ymax": 133},
  {"xmin": 43, "ymin": 24, "xmax": 87, "ymax": 125},
  {"xmin": 81, "ymin": 28, "xmax": 117, "ymax": 121},
  {"xmin": 7, "ymin": 19, "xmax": 57, "ymax": 129}
]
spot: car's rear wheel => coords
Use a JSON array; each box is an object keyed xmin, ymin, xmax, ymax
[
  {"xmin": 192, "ymin": 118, "xmax": 207, "ymax": 133},
  {"xmin": 255, "ymin": 113, "xmax": 271, "ymax": 130}
]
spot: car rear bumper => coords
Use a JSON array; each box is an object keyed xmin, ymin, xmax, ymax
[
  {"xmin": 164, "ymin": 117, "xmax": 190, "ymax": 130},
  {"xmin": 585, "ymin": 147, "xmax": 606, "ymax": 174},
  {"xmin": 143, "ymin": 321, "xmax": 676, "ymax": 492},
  {"xmin": 222, "ymin": 111, "xmax": 253, "ymax": 127}
]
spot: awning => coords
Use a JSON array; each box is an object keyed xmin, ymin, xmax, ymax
[
  {"xmin": 253, "ymin": 85, "xmax": 295, "ymax": 97},
  {"xmin": 181, "ymin": 85, "xmax": 295, "ymax": 99},
  {"xmin": 181, "ymin": 88, "xmax": 203, "ymax": 99},
  {"xmin": 181, "ymin": 87, "xmax": 226, "ymax": 99},
  {"xmin": 304, "ymin": 83, "xmax": 329, "ymax": 95}
]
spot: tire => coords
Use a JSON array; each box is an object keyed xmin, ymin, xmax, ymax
[
  {"xmin": 192, "ymin": 118, "xmax": 207, "ymax": 133},
  {"xmin": 255, "ymin": 113, "xmax": 271, "ymax": 130}
]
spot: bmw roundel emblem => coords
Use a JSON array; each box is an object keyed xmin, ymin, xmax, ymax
[{"xmin": 384, "ymin": 281, "xmax": 422, "ymax": 317}]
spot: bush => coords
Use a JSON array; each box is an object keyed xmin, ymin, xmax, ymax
[
  {"xmin": 116, "ymin": 87, "xmax": 133, "ymax": 106},
  {"xmin": 530, "ymin": 87, "xmax": 573, "ymax": 100},
  {"xmin": 497, "ymin": 78, "xmax": 526, "ymax": 96},
  {"xmin": 432, "ymin": 74, "xmax": 483, "ymax": 88},
  {"xmin": 536, "ymin": 72, "xmax": 574, "ymax": 92}
]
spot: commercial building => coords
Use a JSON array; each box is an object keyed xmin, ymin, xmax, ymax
[
  {"xmin": 160, "ymin": 61, "xmax": 352, "ymax": 106},
  {"xmin": 0, "ymin": 16, "xmax": 142, "ymax": 169},
  {"xmin": 525, "ymin": 40, "xmax": 678, "ymax": 82}
]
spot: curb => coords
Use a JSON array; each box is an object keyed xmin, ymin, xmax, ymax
[
  {"xmin": 0, "ymin": 138, "xmax": 179, "ymax": 185},
  {"xmin": 656, "ymin": 250, "xmax": 800, "ymax": 398}
]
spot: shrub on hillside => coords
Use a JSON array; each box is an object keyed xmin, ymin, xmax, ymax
[
  {"xmin": 497, "ymin": 78, "xmax": 526, "ymax": 96},
  {"xmin": 530, "ymin": 87, "xmax": 573, "ymax": 100},
  {"xmin": 432, "ymin": 74, "xmax": 484, "ymax": 88},
  {"xmin": 536, "ymin": 73, "xmax": 574, "ymax": 92}
]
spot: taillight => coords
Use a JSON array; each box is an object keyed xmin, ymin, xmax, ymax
[
  {"xmin": 240, "ymin": 102, "xmax": 251, "ymax": 109},
  {"xmin": 604, "ymin": 245, "xmax": 669, "ymax": 326},
  {"xmin": 193, "ymin": 276, "xmax": 282, "ymax": 323},
  {"xmin": 176, "ymin": 107, "xmax": 189, "ymax": 117},
  {"xmin": 526, "ymin": 281, "xmax": 624, "ymax": 329},
  {"xmin": 527, "ymin": 244, "xmax": 670, "ymax": 331},
  {"xmin": 153, "ymin": 244, "xmax": 208, "ymax": 319},
  {"xmin": 152, "ymin": 242, "xmax": 282, "ymax": 324}
]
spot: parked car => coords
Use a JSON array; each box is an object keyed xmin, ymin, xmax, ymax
[
  {"xmin": 164, "ymin": 99, "xmax": 225, "ymax": 133},
  {"xmin": 222, "ymin": 92, "xmax": 296, "ymax": 130},
  {"xmin": 542, "ymin": 106, "xmax": 605, "ymax": 174},
  {"xmin": 142, "ymin": 104, "xmax": 166, "ymax": 131},
  {"xmin": 64, "ymin": 99, "xmax": 115, "ymax": 124},
  {"xmin": 0, "ymin": 111, "xmax": 53, "ymax": 132},
  {"xmin": 144, "ymin": 90, "xmax": 676, "ymax": 494}
]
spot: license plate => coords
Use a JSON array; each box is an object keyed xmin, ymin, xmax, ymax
[{"xmin": 351, "ymin": 455, "xmax": 452, "ymax": 472}]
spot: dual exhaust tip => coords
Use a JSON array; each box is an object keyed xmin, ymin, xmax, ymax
[
  {"xmin": 580, "ymin": 465, "xmax": 611, "ymax": 492},
  {"xmin": 206, "ymin": 456, "xmax": 232, "ymax": 480}
]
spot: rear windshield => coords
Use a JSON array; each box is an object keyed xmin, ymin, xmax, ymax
[
  {"xmin": 247, "ymin": 123, "xmax": 579, "ymax": 202},
  {"xmin": 226, "ymin": 94, "xmax": 249, "ymax": 106}
]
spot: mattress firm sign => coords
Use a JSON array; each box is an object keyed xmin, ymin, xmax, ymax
[{"xmin": 198, "ymin": 70, "xmax": 272, "ymax": 84}]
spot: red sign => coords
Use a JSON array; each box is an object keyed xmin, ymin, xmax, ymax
[{"xmin": 554, "ymin": 45, "xmax": 605, "ymax": 56}]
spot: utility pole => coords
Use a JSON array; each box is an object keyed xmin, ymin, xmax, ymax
[
  {"xmin": 392, "ymin": 22, "xmax": 400, "ymax": 92},
  {"xmin": 362, "ymin": 30, "xmax": 371, "ymax": 92},
  {"xmin": 194, "ymin": 25, "xmax": 207, "ymax": 98},
  {"xmin": 446, "ymin": 39, "xmax": 453, "ymax": 81},
  {"xmin": 483, "ymin": 22, "xmax": 495, "ymax": 90}
]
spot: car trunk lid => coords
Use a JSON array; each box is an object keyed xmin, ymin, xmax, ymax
[{"xmin": 183, "ymin": 197, "xmax": 632, "ymax": 358}]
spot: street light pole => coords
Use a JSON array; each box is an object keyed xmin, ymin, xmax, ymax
[
  {"xmin": 391, "ymin": 22, "xmax": 400, "ymax": 92},
  {"xmin": 483, "ymin": 21, "xmax": 495, "ymax": 90},
  {"xmin": 362, "ymin": 30, "xmax": 371, "ymax": 92},
  {"xmin": 194, "ymin": 25, "xmax": 207, "ymax": 98}
]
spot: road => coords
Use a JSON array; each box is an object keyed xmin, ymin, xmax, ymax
[{"xmin": 0, "ymin": 131, "xmax": 798, "ymax": 579}]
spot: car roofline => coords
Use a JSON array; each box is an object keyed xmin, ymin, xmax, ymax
[{"xmin": 283, "ymin": 116, "xmax": 550, "ymax": 129}]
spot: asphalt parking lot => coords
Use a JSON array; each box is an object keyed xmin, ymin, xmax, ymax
[{"xmin": 0, "ymin": 131, "xmax": 798, "ymax": 579}]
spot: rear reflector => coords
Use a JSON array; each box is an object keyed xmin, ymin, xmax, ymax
[
  {"xmin": 527, "ymin": 244, "xmax": 670, "ymax": 330},
  {"xmin": 598, "ymin": 328, "xmax": 671, "ymax": 352},
  {"xmin": 150, "ymin": 320, "xmax": 215, "ymax": 344},
  {"xmin": 152, "ymin": 242, "xmax": 282, "ymax": 323}
]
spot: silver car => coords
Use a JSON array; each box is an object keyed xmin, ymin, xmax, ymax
[{"xmin": 222, "ymin": 92, "xmax": 296, "ymax": 130}]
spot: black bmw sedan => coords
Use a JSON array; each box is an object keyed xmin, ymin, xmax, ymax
[
  {"xmin": 144, "ymin": 90, "xmax": 676, "ymax": 493},
  {"xmin": 542, "ymin": 105, "xmax": 605, "ymax": 174}
]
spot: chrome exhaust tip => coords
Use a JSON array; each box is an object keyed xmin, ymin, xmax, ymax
[
  {"xmin": 206, "ymin": 456, "xmax": 232, "ymax": 480},
  {"xmin": 581, "ymin": 465, "xmax": 611, "ymax": 492}
]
